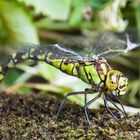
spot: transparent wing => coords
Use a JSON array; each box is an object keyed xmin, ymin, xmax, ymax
[
  {"xmin": 92, "ymin": 33, "xmax": 140, "ymax": 58},
  {"xmin": 0, "ymin": 43, "xmax": 86, "ymax": 65},
  {"xmin": 0, "ymin": 32, "xmax": 139, "ymax": 65},
  {"xmin": 0, "ymin": 43, "xmax": 39, "ymax": 64},
  {"xmin": 60, "ymin": 32, "xmax": 140, "ymax": 59},
  {"xmin": 41, "ymin": 44, "xmax": 84, "ymax": 61}
]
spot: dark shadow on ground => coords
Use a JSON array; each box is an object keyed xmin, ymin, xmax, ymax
[{"xmin": 0, "ymin": 92, "xmax": 139, "ymax": 139}]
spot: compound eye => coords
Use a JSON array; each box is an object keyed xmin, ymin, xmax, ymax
[
  {"xmin": 118, "ymin": 84, "xmax": 125, "ymax": 89},
  {"xmin": 111, "ymin": 75, "xmax": 117, "ymax": 84}
]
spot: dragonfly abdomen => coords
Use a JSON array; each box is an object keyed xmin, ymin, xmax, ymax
[
  {"xmin": 0, "ymin": 49, "xmax": 29, "ymax": 81},
  {"xmin": 0, "ymin": 46, "xmax": 110, "ymax": 88},
  {"xmin": 50, "ymin": 60, "xmax": 78, "ymax": 76},
  {"xmin": 0, "ymin": 47, "xmax": 79, "ymax": 81},
  {"xmin": 0, "ymin": 48, "xmax": 47, "ymax": 81}
]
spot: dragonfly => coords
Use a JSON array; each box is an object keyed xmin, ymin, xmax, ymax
[{"xmin": 0, "ymin": 33, "xmax": 139, "ymax": 127}]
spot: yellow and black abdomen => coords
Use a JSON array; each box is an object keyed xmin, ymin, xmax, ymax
[
  {"xmin": 0, "ymin": 46, "xmax": 110, "ymax": 88},
  {"xmin": 49, "ymin": 59, "xmax": 78, "ymax": 76},
  {"xmin": 0, "ymin": 49, "xmax": 30, "ymax": 81},
  {"xmin": 0, "ymin": 47, "xmax": 79, "ymax": 81}
]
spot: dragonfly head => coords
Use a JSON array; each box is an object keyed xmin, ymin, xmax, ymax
[{"xmin": 106, "ymin": 70, "xmax": 128, "ymax": 96}]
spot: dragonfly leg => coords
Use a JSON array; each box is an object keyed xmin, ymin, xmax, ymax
[
  {"xmin": 84, "ymin": 88, "xmax": 99, "ymax": 105},
  {"xmin": 84, "ymin": 94, "xmax": 90, "ymax": 122},
  {"xmin": 113, "ymin": 95, "xmax": 128, "ymax": 118},
  {"xmin": 107, "ymin": 96, "xmax": 125, "ymax": 115},
  {"xmin": 104, "ymin": 93, "xmax": 120, "ymax": 123},
  {"xmin": 84, "ymin": 92, "xmax": 102, "ymax": 127},
  {"xmin": 84, "ymin": 94, "xmax": 87, "ymax": 105},
  {"xmin": 56, "ymin": 90, "xmax": 95, "ymax": 118}
]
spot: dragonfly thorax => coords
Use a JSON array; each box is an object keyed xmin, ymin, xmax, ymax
[{"xmin": 105, "ymin": 70, "xmax": 128, "ymax": 96}]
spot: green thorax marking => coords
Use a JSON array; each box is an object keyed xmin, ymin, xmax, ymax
[
  {"xmin": 78, "ymin": 60, "xmax": 110, "ymax": 86},
  {"xmin": 48, "ymin": 58, "xmax": 110, "ymax": 87}
]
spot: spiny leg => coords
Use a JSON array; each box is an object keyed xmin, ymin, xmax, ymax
[
  {"xmin": 84, "ymin": 92, "xmax": 102, "ymax": 127},
  {"xmin": 84, "ymin": 88, "xmax": 98, "ymax": 105},
  {"xmin": 84, "ymin": 93, "xmax": 90, "ymax": 123},
  {"xmin": 84, "ymin": 94, "xmax": 87, "ymax": 105},
  {"xmin": 84, "ymin": 88, "xmax": 99, "ymax": 124},
  {"xmin": 107, "ymin": 97, "xmax": 125, "ymax": 115},
  {"xmin": 104, "ymin": 93, "xmax": 120, "ymax": 122},
  {"xmin": 113, "ymin": 95, "xmax": 128, "ymax": 118},
  {"xmin": 56, "ymin": 89, "xmax": 95, "ymax": 118},
  {"xmin": 84, "ymin": 89, "xmax": 91, "ymax": 105}
]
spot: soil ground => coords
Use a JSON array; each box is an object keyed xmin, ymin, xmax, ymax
[{"xmin": 0, "ymin": 92, "xmax": 139, "ymax": 140}]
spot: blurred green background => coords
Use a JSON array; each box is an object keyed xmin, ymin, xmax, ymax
[{"xmin": 0, "ymin": 0, "xmax": 140, "ymax": 112}]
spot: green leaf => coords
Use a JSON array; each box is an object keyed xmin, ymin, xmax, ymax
[
  {"xmin": 16, "ymin": 86, "xmax": 33, "ymax": 94},
  {"xmin": 110, "ymin": 56, "xmax": 138, "ymax": 70},
  {"xmin": 2, "ymin": 69, "xmax": 22, "ymax": 86},
  {"xmin": 133, "ymin": 3, "xmax": 140, "ymax": 38},
  {"xmin": 19, "ymin": 0, "xmax": 72, "ymax": 21},
  {"xmin": 69, "ymin": 0, "xmax": 85, "ymax": 27},
  {"xmin": 36, "ymin": 18, "xmax": 71, "ymax": 31},
  {"xmin": 0, "ymin": 1, "xmax": 39, "ymax": 44},
  {"xmin": 38, "ymin": 63, "xmax": 62, "ymax": 80},
  {"xmin": 87, "ymin": 0, "xmax": 106, "ymax": 10}
]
